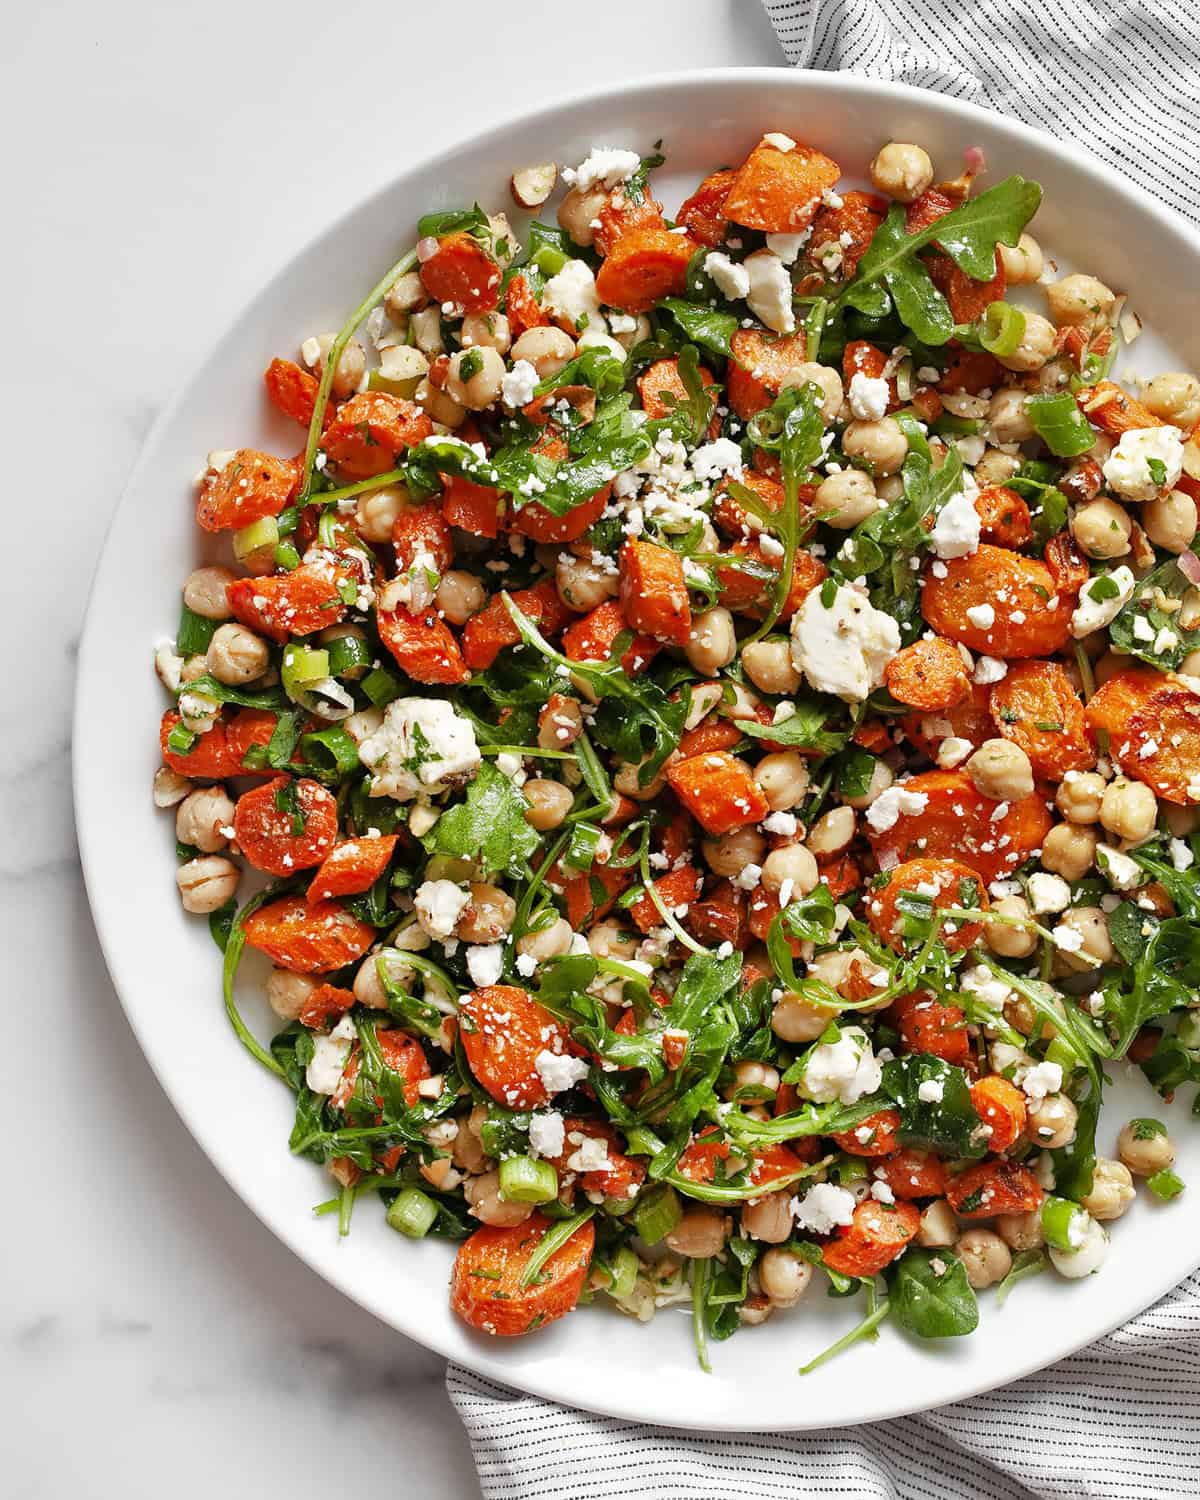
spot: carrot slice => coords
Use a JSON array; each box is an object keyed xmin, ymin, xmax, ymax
[
  {"xmin": 321, "ymin": 393, "xmax": 433, "ymax": 480},
  {"xmin": 678, "ymin": 718, "xmax": 744, "ymax": 759},
  {"xmin": 666, "ymin": 752, "xmax": 770, "ymax": 836},
  {"xmin": 442, "ymin": 474, "xmax": 503, "ymax": 538},
  {"xmin": 863, "ymin": 768, "xmax": 1052, "ymax": 883},
  {"xmin": 727, "ymin": 328, "xmax": 808, "ymax": 419},
  {"xmin": 559, "ymin": 862, "xmax": 630, "ymax": 929},
  {"xmin": 393, "ymin": 502, "xmax": 453, "ymax": 573},
  {"xmin": 670, "ymin": 170, "xmax": 733, "ymax": 246},
  {"xmin": 503, "ymin": 272, "xmax": 549, "ymax": 339},
  {"xmin": 884, "ymin": 638, "xmax": 970, "ymax": 712},
  {"xmin": 921, "ymin": 545, "xmax": 1075, "ymax": 658},
  {"xmin": 808, "ymin": 190, "xmax": 885, "ymax": 275},
  {"xmin": 627, "ymin": 863, "xmax": 703, "ymax": 934},
  {"xmin": 544, "ymin": 1117, "xmax": 646, "ymax": 1199},
  {"xmin": 377, "ymin": 604, "xmax": 468, "ymax": 685},
  {"xmin": 901, "ymin": 682, "xmax": 995, "ymax": 760},
  {"xmin": 159, "ymin": 710, "xmax": 240, "ymax": 779},
  {"xmin": 875, "ymin": 1149, "xmax": 948, "ymax": 1201},
  {"xmin": 866, "ymin": 857, "xmax": 986, "ymax": 953},
  {"xmin": 830, "ymin": 1109, "xmax": 902, "ymax": 1158},
  {"xmin": 264, "ymin": 358, "xmax": 329, "ymax": 428},
  {"xmin": 723, "ymin": 138, "xmax": 840, "ymax": 233},
  {"xmin": 458, "ymin": 984, "xmax": 576, "ymax": 1109},
  {"xmin": 1077, "ymin": 379, "xmax": 1164, "ymax": 437},
  {"xmin": 561, "ymin": 599, "xmax": 660, "ymax": 675},
  {"xmin": 946, "ymin": 1159, "xmax": 1043, "ymax": 1218},
  {"xmin": 306, "ymin": 835, "xmax": 398, "ymax": 904},
  {"xmin": 226, "ymin": 561, "xmax": 348, "ymax": 645},
  {"xmin": 196, "ymin": 449, "xmax": 297, "ymax": 533},
  {"xmin": 419, "ymin": 232, "xmax": 502, "ymax": 314},
  {"xmin": 637, "ymin": 357, "xmax": 719, "ymax": 432},
  {"xmin": 594, "ymin": 224, "xmax": 697, "ymax": 313},
  {"xmin": 889, "ymin": 990, "xmax": 972, "ymax": 1067},
  {"xmin": 676, "ymin": 1131, "xmax": 804, "ymax": 1186},
  {"xmin": 1083, "ymin": 667, "xmax": 1164, "ymax": 742},
  {"xmin": 234, "ymin": 776, "xmax": 338, "ymax": 876},
  {"xmin": 242, "ymin": 895, "xmax": 375, "ymax": 973},
  {"xmin": 974, "ymin": 484, "xmax": 1032, "ymax": 548},
  {"xmin": 450, "ymin": 1213, "xmax": 594, "ymax": 1337},
  {"xmin": 823, "ymin": 1200, "xmax": 920, "ymax": 1278},
  {"xmin": 718, "ymin": 536, "xmax": 826, "ymax": 621},
  {"xmin": 713, "ymin": 468, "xmax": 786, "ymax": 536},
  {"xmin": 618, "ymin": 538, "xmax": 692, "ymax": 646},
  {"xmin": 1124, "ymin": 689, "xmax": 1200, "ymax": 804},
  {"xmin": 989, "ymin": 660, "xmax": 1095, "ymax": 779},
  {"xmin": 970, "ymin": 1076, "xmax": 1028, "ymax": 1154},
  {"xmin": 461, "ymin": 580, "xmax": 572, "ymax": 671},
  {"xmin": 594, "ymin": 191, "xmax": 664, "ymax": 257}
]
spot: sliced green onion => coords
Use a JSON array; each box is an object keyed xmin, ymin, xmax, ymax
[
  {"xmin": 176, "ymin": 603, "xmax": 217, "ymax": 656},
  {"xmin": 978, "ymin": 300, "xmax": 1026, "ymax": 358},
  {"xmin": 830, "ymin": 1154, "xmax": 868, "ymax": 1184},
  {"xmin": 499, "ymin": 1155, "xmax": 559, "ymax": 1204},
  {"xmin": 167, "ymin": 721, "xmax": 197, "ymax": 755},
  {"xmin": 605, "ymin": 1245, "xmax": 639, "ymax": 1301},
  {"xmin": 932, "ymin": 413, "xmax": 980, "ymax": 437},
  {"xmin": 273, "ymin": 541, "xmax": 302, "ymax": 571},
  {"xmin": 326, "ymin": 632, "xmax": 371, "ymax": 679},
  {"xmin": 1147, "ymin": 1168, "xmax": 1185, "ymax": 1201},
  {"xmin": 1040, "ymin": 1195, "xmax": 1087, "ymax": 1250},
  {"xmin": 386, "ymin": 1187, "xmax": 439, "ymax": 1238},
  {"xmin": 361, "ymin": 665, "xmax": 404, "ymax": 708},
  {"xmin": 1044, "ymin": 1037, "xmax": 1079, "ymax": 1075},
  {"xmin": 282, "ymin": 645, "xmax": 330, "ymax": 691},
  {"xmin": 1027, "ymin": 392, "xmax": 1095, "ymax": 458},
  {"xmin": 299, "ymin": 726, "xmax": 361, "ymax": 780},
  {"xmin": 563, "ymin": 821, "xmax": 603, "ymax": 874},
  {"xmin": 633, "ymin": 1183, "xmax": 682, "ymax": 1245},
  {"xmin": 233, "ymin": 514, "xmax": 280, "ymax": 561},
  {"xmin": 532, "ymin": 244, "xmax": 568, "ymax": 277}
]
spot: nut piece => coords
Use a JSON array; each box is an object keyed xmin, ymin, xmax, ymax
[{"xmin": 510, "ymin": 162, "xmax": 558, "ymax": 210}]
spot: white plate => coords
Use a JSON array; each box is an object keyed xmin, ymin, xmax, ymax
[{"xmin": 75, "ymin": 68, "xmax": 1200, "ymax": 1430}]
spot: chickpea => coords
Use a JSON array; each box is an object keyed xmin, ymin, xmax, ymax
[
  {"xmin": 409, "ymin": 306, "xmax": 445, "ymax": 356},
  {"xmin": 813, "ymin": 468, "xmax": 880, "ymax": 527},
  {"xmin": 1080, "ymin": 1157, "xmax": 1135, "ymax": 1221},
  {"xmin": 741, "ymin": 1192, "xmax": 793, "ymax": 1244},
  {"xmin": 414, "ymin": 376, "xmax": 465, "ymax": 429},
  {"xmin": 352, "ymin": 949, "xmax": 414, "ymax": 1010},
  {"xmin": 261, "ymin": 970, "xmax": 316, "ymax": 1023},
  {"xmin": 957, "ymin": 1228, "xmax": 1012, "ymax": 1291},
  {"xmin": 557, "ymin": 184, "xmax": 609, "ymax": 246},
  {"xmin": 732, "ymin": 1060, "xmax": 781, "ymax": 1096},
  {"xmin": 588, "ymin": 921, "xmax": 639, "ymax": 961},
  {"xmin": 842, "ymin": 417, "xmax": 908, "ymax": 476},
  {"xmin": 175, "ymin": 786, "xmax": 235, "ymax": 854},
  {"xmin": 754, "ymin": 751, "xmax": 810, "ymax": 812},
  {"xmin": 985, "ymin": 895, "xmax": 1038, "ymax": 959},
  {"xmin": 1028, "ymin": 1092, "xmax": 1079, "ymax": 1149},
  {"xmin": 1054, "ymin": 906, "xmax": 1113, "ymax": 969},
  {"xmin": 966, "ymin": 738, "xmax": 1034, "ymax": 801},
  {"xmin": 998, "ymin": 232, "xmax": 1044, "ymax": 286},
  {"xmin": 665, "ymin": 1207, "xmax": 727, "ymax": 1260},
  {"xmin": 303, "ymin": 333, "xmax": 366, "ymax": 398},
  {"xmin": 511, "ymin": 326, "xmax": 576, "ymax": 379},
  {"xmin": 434, "ymin": 569, "xmax": 485, "ymax": 627},
  {"xmin": 761, "ymin": 844, "xmax": 818, "ymax": 898},
  {"xmin": 996, "ymin": 1208, "xmax": 1045, "ymax": 1252},
  {"xmin": 987, "ymin": 388, "xmax": 1035, "ymax": 444},
  {"xmin": 464, "ymin": 1169, "xmax": 532, "ymax": 1228},
  {"xmin": 1043, "ymin": 274, "xmax": 1114, "ymax": 334},
  {"xmin": 703, "ymin": 826, "xmax": 766, "ymax": 878},
  {"xmin": 771, "ymin": 991, "xmax": 837, "ymax": 1043},
  {"xmin": 1117, "ymin": 1119, "xmax": 1176, "ymax": 1176},
  {"xmin": 1071, "ymin": 498, "xmax": 1131, "ymax": 560},
  {"xmin": 444, "ymin": 346, "xmax": 506, "ymax": 411},
  {"xmin": 538, "ymin": 696, "xmax": 583, "ymax": 751},
  {"xmin": 1142, "ymin": 371, "xmax": 1200, "ymax": 430},
  {"xmin": 996, "ymin": 311, "xmax": 1056, "ymax": 373},
  {"xmin": 153, "ymin": 766, "xmax": 191, "ymax": 809},
  {"xmin": 176, "ymin": 855, "xmax": 239, "ymax": 914},
  {"xmin": 523, "ymin": 778, "xmax": 573, "ymax": 831},
  {"xmin": 613, "ymin": 757, "xmax": 669, "ymax": 802},
  {"xmin": 205, "ymin": 622, "xmax": 269, "ymax": 687},
  {"xmin": 452, "ymin": 1107, "xmax": 490, "ymax": 1173},
  {"xmin": 842, "ymin": 759, "xmax": 893, "ymax": 810},
  {"xmin": 741, "ymin": 639, "xmax": 802, "ymax": 695},
  {"xmin": 1100, "ymin": 777, "xmax": 1157, "ymax": 844},
  {"xmin": 456, "ymin": 883, "xmax": 516, "ymax": 944},
  {"xmin": 868, "ymin": 142, "xmax": 934, "ymax": 202},
  {"xmin": 1048, "ymin": 1214, "xmax": 1109, "ymax": 1278},
  {"xmin": 556, "ymin": 552, "xmax": 619, "ymax": 611},
  {"xmin": 1143, "ymin": 489, "xmax": 1198, "ymax": 554},
  {"xmin": 914, "ymin": 1198, "xmax": 960, "ymax": 1249},
  {"xmin": 384, "ymin": 270, "xmax": 429, "ymax": 318},
  {"xmin": 1056, "ymin": 770, "xmax": 1106, "ymax": 824},
  {"xmin": 758, "ymin": 1247, "xmax": 814, "ymax": 1306},
  {"xmin": 460, "ymin": 311, "xmax": 511, "ymax": 355},
  {"xmin": 183, "ymin": 565, "xmax": 236, "ymax": 620},
  {"xmin": 1041, "ymin": 823, "xmax": 1097, "ymax": 881},
  {"xmin": 355, "ymin": 484, "xmax": 408, "ymax": 544},
  {"xmin": 875, "ymin": 473, "xmax": 904, "ymax": 503},
  {"xmin": 515, "ymin": 916, "xmax": 573, "ymax": 965},
  {"xmin": 806, "ymin": 805, "xmax": 856, "ymax": 859},
  {"xmin": 974, "ymin": 447, "xmax": 1023, "ymax": 488},
  {"xmin": 780, "ymin": 362, "xmax": 843, "ymax": 422},
  {"xmin": 685, "ymin": 607, "xmax": 737, "ymax": 675}
]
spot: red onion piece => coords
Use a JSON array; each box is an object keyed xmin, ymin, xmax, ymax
[
  {"xmin": 1178, "ymin": 549, "xmax": 1200, "ymax": 585},
  {"xmin": 877, "ymin": 847, "xmax": 900, "ymax": 873},
  {"xmin": 964, "ymin": 146, "xmax": 987, "ymax": 175}
]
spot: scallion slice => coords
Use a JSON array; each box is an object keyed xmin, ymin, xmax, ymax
[
  {"xmin": 386, "ymin": 1187, "xmax": 439, "ymax": 1238},
  {"xmin": 978, "ymin": 299, "xmax": 1026, "ymax": 358},
  {"xmin": 498, "ymin": 1155, "xmax": 559, "ymax": 1204}
]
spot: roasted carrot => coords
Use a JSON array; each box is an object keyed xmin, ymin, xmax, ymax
[
  {"xmin": 884, "ymin": 637, "xmax": 971, "ymax": 712},
  {"xmin": 989, "ymin": 660, "xmax": 1095, "ymax": 778},
  {"xmin": 450, "ymin": 1214, "xmax": 594, "ymax": 1336},
  {"xmin": 666, "ymin": 752, "xmax": 770, "ymax": 836},
  {"xmin": 594, "ymin": 224, "xmax": 697, "ymax": 313},
  {"xmin": 921, "ymin": 546, "xmax": 1076, "ymax": 658},
  {"xmin": 242, "ymin": 896, "xmax": 375, "ymax": 974},
  {"xmin": 196, "ymin": 449, "xmax": 297, "ymax": 532},
  {"xmin": 458, "ymin": 985, "xmax": 577, "ymax": 1109},
  {"xmin": 618, "ymin": 538, "xmax": 692, "ymax": 646},
  {"xmin": 723, "ymin": 137, "xmax": 840, "ymax": 233}
]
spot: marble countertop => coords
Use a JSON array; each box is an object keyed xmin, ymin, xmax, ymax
[{"xmin": 7, "ymin": 4, "xmax": 782, "ymax": 1494}]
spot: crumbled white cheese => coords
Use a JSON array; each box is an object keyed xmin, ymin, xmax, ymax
[
  {"xmin": 762, "ymin": 811, "xmax": 799, "ymax": 836},
  {"xmin": 358, "ymin": 697, "xmax": 481, "ymax": 802},
  {"xmin": 1027, "ymin": 871, "xmax": 1072, "ymax": 914},
  {"xmin": 966, "ymin": 603, "xmax": 995, "ymax": 630},
  {"xmin": 1170, "ymin": 838, "xmax": 1195, "ymax": 872},
  {"xmin": 734, "ymin": 863, "xmax": 763, "ymax": 891},
  {"xmin": 690, "ymin": 438, "xmax": 744, "ymax": 482},
  {"xmin": 762, "ymin": 132, "xmax": 797, "ymax": 152},
  {"xmin": 1096, "ymin": 843, "xmax": 1143, "ymax": 891},
  {"xmin": 1020, "ymin": 1060, "xmax": 1063, "ymax": 1102},
  {"xmin": 562, "ymin": 147, "xmax": 641, "ymax": 192},
  {"xmin": 500, "ymin": 358, "xmax": 539, "ymax": 409},
  {"xmin": 414, "ymin": 879, "xmax": 470, "ymax": 940},
  {"xmin": 929, "ymin": 491, "xmax": 982, "ymax": 560},
  {"xmin": 791, "ymin": 1181, "xmax": 857, "ymax": 1234},
  {"xmin": 565, "ymin": 1133, "xmax": 610, "ymax": 1173},
  {"xmin": 1070, "ymin": 565, "xmax": 1136, "ymax": 639},
  {"xmin": 534, "ymin": 1049, "xmax": 590, "ymax": 1095},
  {"xmin": 790, "ymin": 583, "xmax": 901, "ymax": 702},
  {"xmin": 866, "ymin": 786, "xmax": 930, "ymax": 833},
  {"xmin": 515, "ymin": 951, "xmax": 539, "ymax": 978},
  {"xmin": 974, "ymin": 656, "xmax": 1009, "ymax": 685},
  {"xmin": 743, "ymin": 250, "xmax": 795, "ymax": 335},
  {"xmin": 305, "ymin": 1016, "xmax": 357, "ymax": 1095},
  {"xmin": 797, "ymin": 1026, "xmax": 882, "ymax": 1105},
  {"xmin": 765, "ymin": 231, "xmax": 809, "ymax": 265},
  {"xmin": 917, "ymin": 1078, "xmax": 945, "ymax": 1103},
  {"xmin": 848, "ymin": 372, "xmax": 890, "ymax": 422},
  {"xmin": 528, "ymin": 1110, "xmax": 565, "ymax": 1160},
  {"xmin": 466, "ymin": 943, "xmax": 505, "ymax": 987},
  {"xmin": 704, "ymin": 251, "xmax": 751, "ymax": 301},
  {"xmin": 542, "ymin": 259, "xmax": 602, "ymax": 330},
  {"xmin": 1102, "ymin": 425, "xmax": 1184, "ymax": 502}
]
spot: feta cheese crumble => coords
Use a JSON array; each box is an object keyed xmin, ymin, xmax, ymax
[
  {"xmin": 796, "ymin": 1026, "xmax": 882, "ymax": 1105},
  {"xmin": 414, "ymin": 879, "xmax": 469, "ymax": 940},
  {"xmin": 1070, "ymin": 566, "xmax": 1136, "ymax": 639},
  {"xmin": 790, "ymin": 583, "xmax": 901, "ymax": 702},
  {"xmin": 1102, "ymin": 425, "xmax": 1184, "ymax": 502},
  {"xmin": 791, "ymin": 1181, "xmax": 857, "ymax": 1234},
  {"xmin": 866, "ymin": 785, "xmax": 930, "ymax": 833},
  {"xmin": 561, "ymin": 147, "xmax": 641, "ymax": 192},
  {"xmin": 929, "ymin": 491, "xmax": 982, "ymax": 560},
  {"xmin": 848, "ymin": 372, "xmax": 890, "ymax": 422},
  {"xmin": 704, "ymin": 251, "xmax": 751, "ymax": 301},
  {"xmin": 534, "ymin": 1049, "xmax": 590, "ymax": 1095},
  {"xmin": 743, "ymin": 250, "xmax": 795, "ymax": 334},
  {"xmin": 358, "ymin": 698, "xmax": 481, "ymax": 801}
]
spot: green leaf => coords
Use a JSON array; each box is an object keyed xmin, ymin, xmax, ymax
[
  {"xmin": 1109, "ymin": 559, "xmax": 1200, "ymax": 671},
  {"xmin": 1027, "ymin": 394, "xmax": 1096, "ymax": 458},
  {"xmin": 423, "ymin": 759, "xmax": 540, "ymax": 879},
  {"xmin": 881, "ymin": 1055, "xmax": 986, "ymax": 1158},
  {"xmin": 416, "ymin": 204, "xmax": 490, "ymax": 240},
  {"xmin": 736, "ymin": 696, "xmax": 851, "ymax": 755},
  {"xmin": 889, "ymin": 1248, "xmax": 979, "ymax": 1339},
  {"xmin": 1007, "ymin": 461, "xmax": 1069, "ymax": 547},
  {"xmin": 657, "ymin": 297, "xmax": 738, "ymax": 356}
]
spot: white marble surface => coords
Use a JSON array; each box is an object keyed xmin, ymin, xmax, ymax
[{"xmin": 5, "ymin": 4, "xmax": 783, "ymax": 1494}]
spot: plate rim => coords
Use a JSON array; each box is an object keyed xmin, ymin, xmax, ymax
[{"xmin": 74, "ymin": 64, "xmax": 1200, "ymax": 1430}]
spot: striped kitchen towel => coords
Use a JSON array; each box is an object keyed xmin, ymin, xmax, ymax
[{"xmin": 448, "ymin": 4, "xmax": 1200, "ymax": 1494}]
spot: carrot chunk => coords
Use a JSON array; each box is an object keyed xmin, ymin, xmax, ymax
[
  {"xmin": 618, "ymin": 538, "xmax": 692, "ymax": 646},
  {"xmin": 889, "ymin": 990, "xmax": 972, "ymax": 1067},
  {"xmin": 594, "ymin": 224, "xmax": 697, "ymax": 313},
  {"xmin": 823, "ymin": 1200, "xmax": 920, "ymax": 1278},
  {"xmin": 875, "ymin": 1149, "xmax": 948, "ymax": 1201},
  {"xmin": 226, "ymin": 561, "xmax": 348, "ymax": 644},
  {"xmin": 989, "ymin": 660, "xmax": 1095, "ymax": 778},
  {"xmin": 242, "ymin": 895, "xmax": 375, "ymax": 973},
  {"xmin": 830, "ymin": 1109, "xmax": 902, "ymax": 1158},
  {"xmin": 461, "ymin": 580, "xmax": 571, "ymax": 671},
  {"xmin": 377, "ymin": 604, "xmax": 468, "ymax": 684},
  {"xmin": 666, "ymin": 752, "xmax": 770, "ymax": 836},
  {"xmin": 321, "ymin": 393, "xmax": 433, "ymax": 480},
  {"xmin": 866, "ymin": 857, "xmax": 986, "ymax": 954},
  {"xmin": 392, "ymin": 502, "xmax": 454, "ymax": 573},
  {"xmin": 884, "ymin": 638, "xmax": 970, "ymax": 712},
  {"xmin": 974, "ymin": 484, "xmax": 1032, "ymax": 548},
  {"xmin": 969, "ymin": 1076, "xmax": 1028, "ymax": 1154},
  {"xmin": 921, "ymin": 546, "xmax": 1075, "ymax": 658},
  {"xmin": 561, "ymin": 599, "xmax": 660, "ymax": 675},
  {"xmin": 676, "ymin": 169, "xmax": 737, "ymax": 246},
  {"xmin": 1077, "ymin": 379, "xmax": 1165, "ymax": 437},
  {"xmin": 419, "ymin": 232, "xmax": 501, "ymax": 314},
  {"xmin": 306, "ymin": 835, "xmax": 398, "ymax": 904},
  {"xmin": 723, "ymin": 138, "xmax": 840, "ymax": 233},
  {"xmin": 196, "ymin": 449, "xmax": 297, "ymax": 533},
  {"xmin": 946, "ymin": 1159, "xmax": 1043, "ymax": 1218},
  {"xmin": 442, "ymin": 474, "xmax": 503, "ymax": 538},
  {"xmin": 234, "ymin": 776, "xmax": 338, "ymax": 876},
  {"xmin": 159, "ymin": 710, "xmax": 240, "ymax": 779},
  {"xmin": 450, "ymin": 1213, "xmax": 594, "ymax": 1337},
  {"xmin": 627, "ymin": 863, "xmax": 703, "ymax": 934},
  {"xmin": 264, "ymin": 358, "xmax": 328, "ymax": 427},
  {"xmin": 808, "ymin": 190, "xmax": 885, "ymax": 275},
  {"xmin": 727, "ymin": 328, "xmax": 808, "ymax": 419},
  {"xmin": 458, "ymin": 985, "xmax": 576, "ymax": 1109},
  {"xmin": 503, "ymin": 272, "xmax": 549, "ymax": 339}
]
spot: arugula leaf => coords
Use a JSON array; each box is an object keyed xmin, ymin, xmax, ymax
[
  {"xmin": 1109, "ymin": 559, "xmax": 1200, "ymax": 670},
  {"xmin": 657, "ymin": 297, "xmax": 738, "ymax": 356},
  {"xmin": 416, "ymin": 204, "xmax": 490, "ymax": 240},
  {"xmin": 736, "ymin": 695, "xmax": 852, "ymax": 755},
  {"xmin": 422, "ymin": 759, "xmax": 539, "ymax": 878},
  {"xmin": 1007, "ymin": 461, "xmax": 1069, "ymax": 547},
  {"xmin": 889, "ymin": 1248, "xmax": 979, "ymax": 1338},
  {"xmin": 881, "ymin": 1055, "xmax": 986, "ymax": 1158},
  {"xmin": 995, "ymin": 1247, "xmax": 1048, "ymax": 1306},
  {"xmin": 840, "ymin": 177, "xmax": 1042, "ymax": 345}
]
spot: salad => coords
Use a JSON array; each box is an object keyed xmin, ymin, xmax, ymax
[{"xmin": 153, "ymin": 130, "xmax": 1200, "ymax": 1368}]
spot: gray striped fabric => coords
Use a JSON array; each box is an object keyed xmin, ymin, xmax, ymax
[{"xmin": 448, "ymin": 6, "xmax": 1200, "ymax": 1493}]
